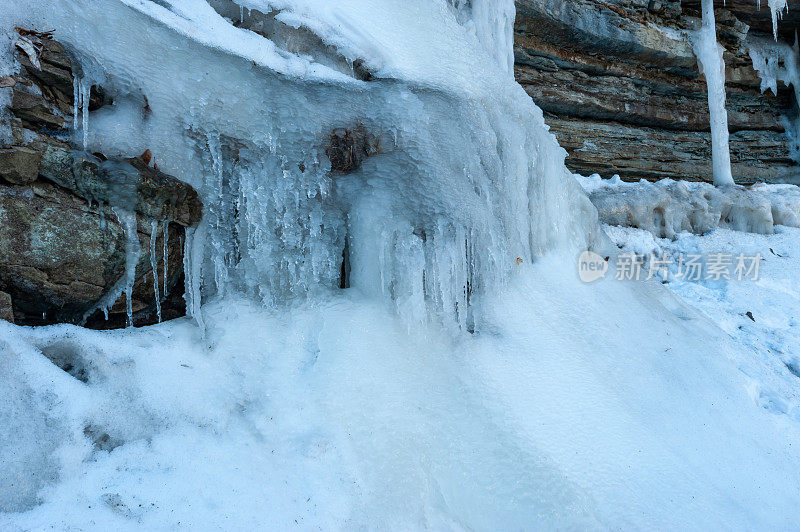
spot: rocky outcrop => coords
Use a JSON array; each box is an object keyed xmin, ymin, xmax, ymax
[
  {"xmin": 0, "ymin": 30, "xmax": 201, "ymax": 327},
  {"xmin": 326, "ymin": 125, "xmax": 380, "ymax": 173},
  {"xmin": 37, "ymin": 146, "xmax": 202, "ymax": 226},
  {"xmin": 514, "ymin": 0, "xmax": 800, "ymax": 184},
  {"xmin": 0, "ymin": 181, "xmax": 187, "ymax": 326}
]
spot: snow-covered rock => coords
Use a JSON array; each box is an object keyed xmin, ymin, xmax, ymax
[{"xmin": 581, "ymin": 173, "xmax": 800, "ymax": 237}]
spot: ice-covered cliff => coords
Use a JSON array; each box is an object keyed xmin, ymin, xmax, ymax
[{"xmin": 1, "ymin": 0, "xmax": 800, "ymax": 529}]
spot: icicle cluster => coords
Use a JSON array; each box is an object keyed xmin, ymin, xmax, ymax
[
  {"xmin": 6, "ymin": 0, "xmax": 601, "ymax": 331},
  {"xmin": 748, "ymin": 35, "xmax": 800, "ymax": 162}
]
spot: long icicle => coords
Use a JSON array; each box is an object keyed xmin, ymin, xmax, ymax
[
  {"xmin": 695, "ymin": 0, "xmax": 735, "ymax": 186},
  {"xmin": 72, "ymin": 76, "xmax": 80, "ymax": 133},
  {"xmin": 163, "ymin": 220, "xmax": 169, "ymax": 298},
  {"xmin": 150, "ymin": 220, "xmax": 162, "ymax": 323},
  {"xmin": 80, "ymin": 80, "xmax": 90, "ymax": 149},
  {"xmin": 119, "ymin": 209, "xmax": 141, "ymax": 327}
]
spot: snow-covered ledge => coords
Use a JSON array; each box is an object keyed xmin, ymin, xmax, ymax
[{"xmin": 579, "ymin": 174, "xmax": 800, "ymax": 238}]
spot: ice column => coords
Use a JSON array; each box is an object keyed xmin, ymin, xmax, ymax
[{"xmin": 694, "ymin": 0, "xmax": 735, "ymax": 186}]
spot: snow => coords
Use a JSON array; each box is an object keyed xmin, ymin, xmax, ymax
[
  {"xmin": 693, "ymin": 0, "xmax": 735, "ymax": 187},
  {"xmin": 2, "ymin": 0, "xmax": 800, "ymax": 528},
  {"xmin": 3, "ymin": 253, "xmax": 800, "ymax": 528},
  {"xmin": 579, "ymin": 173, "xmax": 800, "ymax": 238},
  {"xmin": 604, "ymin": 223, "xmax": 800, "ymax": 424}
]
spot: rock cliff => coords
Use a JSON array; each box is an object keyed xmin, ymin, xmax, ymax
[
  {"xmin": 0, "ymin": 30, "xmax": 202, "ymax": 327},
  {"xmin": 514, "ymin": 0, "xmax": 800, "ymax": 183}
]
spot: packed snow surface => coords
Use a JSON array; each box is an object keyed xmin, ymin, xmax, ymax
[{"xmin": 1, "ymin": 0, "xmax": 800, "ymax": 529}]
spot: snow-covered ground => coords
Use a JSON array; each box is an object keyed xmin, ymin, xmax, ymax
[
  {"xmin": 604, "ymin": 222, "xmax": 800, "ymax": 421},
  {"xmin": 3, "ymin": 247, "xmax": 800, "ymax": 530}
]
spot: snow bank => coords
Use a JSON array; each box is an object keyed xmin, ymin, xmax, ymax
[
  {"xmin": 3, "ymin": 262, "xmax": 800, "ymax": 529},
  {"xmin": 604, "ymin": 222, "xmax": 800, "ymax": 422},
  {"xmin": 580, "ymin": 174, "xmax": 800, "ymax": 238}
]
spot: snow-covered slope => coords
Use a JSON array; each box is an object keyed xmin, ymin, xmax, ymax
[{"xmin": 1, "ymin": 0, "xmax": 800, "ymax": 529}]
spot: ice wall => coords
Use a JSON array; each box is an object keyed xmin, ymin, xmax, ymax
[{"xmin": 0, "ymin": 0, "xmax": 601, "ymax": 330}]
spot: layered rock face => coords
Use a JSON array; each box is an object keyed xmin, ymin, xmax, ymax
[
  {"xmin": 514, "ymin": 0, "xmax": 800, "ymax": 184},
  {"xmin": 0, "ymin": 30, "xmax": 202, "ymax": 327}
]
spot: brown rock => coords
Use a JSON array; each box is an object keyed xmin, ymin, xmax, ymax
[
  {"xmin": 0, "ymin": 291, "xmax": 14, "ymax": 323},
  {"xmin": 326, "ymin": 125, "xmax": 380, "ymax": 173},
  {"xmin": 514, "ymin": 0, "xmax": 800, "ymax": 184},
  {"xmin": 0, "ymin": 180, "xmax": 187, "ymax": 326},
  {"xmin": 0, "ymin": 146, "xmax": 43, "ymax": 185}
]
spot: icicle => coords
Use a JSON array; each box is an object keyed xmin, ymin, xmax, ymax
[
  {"xmin": 183, "ymin": 221, "xmax": 206, "ymax": 331},
  {"xmin": 768, "ymin": 0, "xmax": 788, "ymax": 41},
  {"xmin": 748, "ymin": 33, "xmax": 800, "ymax": 162},
  {"xmin": 240, "ymin": 4, "xmax": 244, "ymax": 24},
  {"xmin": 183, "ymin": 227, "xmax": 194, "ymax": 319},
  {"xmin": 150, "ymin": 220, "xmax": 162, "ymax": 323},
  {"xmin": 163, "ymin": 221, "xmax": 169, "ymax": 298},
  {"xmin": 80, "ymin": 80, "xmax": 90, "ymax": 149},
  {"xmin": 119, "ymin": 209, "xmax": 140, "ymax": 327},
  {"xmin": 206, "ymin": 134, "xmax": 230, "ymax": 295},
  {"xmin": 80, "ymin": 208, "xmax": 141, "ymax": 326},
  {"xmin": 72, "ymin": 76, "xmax": 79, "ymax": 133},
  {"xmin": 694, "ymin": 0, "xmax": 735, "ymax": 186}
]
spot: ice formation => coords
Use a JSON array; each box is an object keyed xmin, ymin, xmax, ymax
[
  {"xmin": 693, "ymin": 0, "xmax": 735, "ymax": 186},
  {"xmin": 2, "ymin": 0, "xmax": 800, "ymax": 529},
  {"xmin": 580, "ymin": 174, "xmax": 800, "ymax": 238},
  {"xmin": 768, "ymin": 0, "xmax": 790, "ymax": 40},
  {"xmin": 748, "ymin": 35, "xmax": 800, "ymax": 166},
  {"xmin": 1, "ymin": 0, "xmax": 600, "ymax": 329},
  {"xmin": 149, "ymin": 220, "xmax": 162, "ymax": 324}
]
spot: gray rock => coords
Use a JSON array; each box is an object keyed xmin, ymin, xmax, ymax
[
  {"xmin": 0, "ymin": 146, "xmax": 42, "ymax": 184},
  {"xmin": 38, "ymin": 145, "xmax": 203, "ymax": 226},
  {"xmin": 0, "ymin": 180, "xmax": 187, "ymax": 325}
]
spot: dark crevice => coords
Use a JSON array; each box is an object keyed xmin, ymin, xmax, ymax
[{"xmin": 339, "ymin": 235, "xmax": 350, "ymax": 289}]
